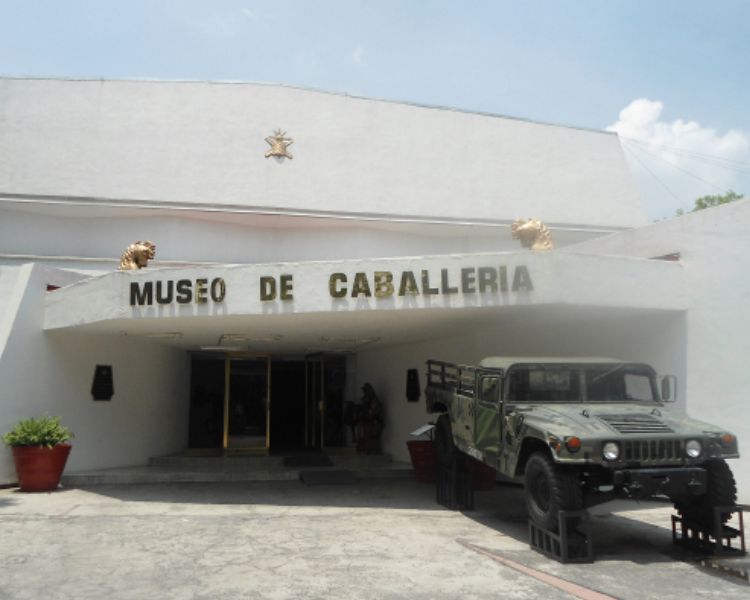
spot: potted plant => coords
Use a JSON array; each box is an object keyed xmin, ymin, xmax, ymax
[{"xmin": 2, "ymin": 415, "xmax": 73, "ymax": 492}]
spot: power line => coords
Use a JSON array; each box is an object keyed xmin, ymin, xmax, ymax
[
  {"xmin": 623, "ymin": 140, "xmax": 730, "ymax": 194},
  {"xmin": 620, "ymin": 135, "xmax": 750, "ymax": 172},
  {"xmin": 621, "ymin": 144, "xmax": 686, "ymax": 207}
]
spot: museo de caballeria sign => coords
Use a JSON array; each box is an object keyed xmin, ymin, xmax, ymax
[{"xmin": 128, "ymin": 265, "xmax": 533, "ymax": 307}]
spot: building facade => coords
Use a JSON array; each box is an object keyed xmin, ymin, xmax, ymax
[{"xmin": 0, "ymin": 77, "xmax": 746, "ymax": 502}]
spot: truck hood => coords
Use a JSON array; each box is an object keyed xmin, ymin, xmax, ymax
[{"xmin": 513, "ymin": 403, "xmax": 730, "ymax": 438}]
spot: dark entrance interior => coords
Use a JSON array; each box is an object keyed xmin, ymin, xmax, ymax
[
  {"xmin": 188, "ymin": 353, "xmax": 349, "ymax": 453},
  {"xmin": 269, "ymin": 359, "xmax": 306, "ymax": 451},
  {"xmin": 188, "ymin": 356, "xmax": 224, "ymax": 449},
  {"xmin": 304, "ymin": 354, "xmax": 348, "ymax": 450}
]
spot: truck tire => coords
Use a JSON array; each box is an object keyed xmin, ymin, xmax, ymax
[
  {"xmin": 674, "ymin": 459, "xmax": 737, "ymax": 527},
  {"xmin": 524, "ymin": 451, "xmax": 583, "ymax": 531},
  {"xmin": 435, "ymin": 415, "xmax": 458, "ymax": 469}
]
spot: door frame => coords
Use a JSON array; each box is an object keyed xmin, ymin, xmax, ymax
[
  {"xmin": 184, "ymin": 351, "xmax": 273, "ymax": 453},
  {"xmin": 304, "ymin": 352, "xmax": 349, "ymax": 451},
  {"xmin": 304, "ymin": 354, "xmax": 324, "ymax": 450},
  {"xmin": 223, "ymin": 352, "xmax": 271, "ymax": 453}
]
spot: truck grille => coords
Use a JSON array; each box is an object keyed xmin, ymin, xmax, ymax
[
  {"xmin": 622, "ymin": 439, "xmax": 683, "ymax": 462},
  {"xmin": 597, "ymin": 414, "xmax": 673, "ymax": 434}
]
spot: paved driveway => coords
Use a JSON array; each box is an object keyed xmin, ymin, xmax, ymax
[{"xmin": 0, "ymin": 480, "xmax": 747, "ymax": 599}]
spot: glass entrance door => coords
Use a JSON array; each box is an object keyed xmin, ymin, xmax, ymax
[
  {"xmin": 189, "ymin": 353, "xmax": 270, "ymax": 453},
  {"xmin": 304, "ymin": 354, "xmax": 347, "ymax": 450},
  {"xmin": 225, "ymin": 356, "xmax": 270, "ymax": 451},
  {"xmin": 304, "ymin": 355, "xmax": 323, "ymax": 449}
]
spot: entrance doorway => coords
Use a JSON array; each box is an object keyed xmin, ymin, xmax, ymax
[
  {"xmin": 226, "ymin": 356, "xmax": 269, "ymax": 450},
  {"xmin": 188, "ymin": 353, "xmax": 348, "ymax": 453},
  {"xmin": 269, "ymin": 359, "xmax": 306, "ymax": 451},
  {"xmin": 305, "ymin": 354, "xmax": 348, "ymax": 450},
  {"xmin": 188, "ymin": 353, "xmax": 269, "ymax": 452}
]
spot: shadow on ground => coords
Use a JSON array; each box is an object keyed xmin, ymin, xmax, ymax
[
  {"xmin": 38, "ymin": 477, "xmax": 744, "ymax": 582},
  {"xmin": 467, "ymin": 483, "xmax": 683, "ymax": 563},
  {"xmin": 73, "ymin": 477, "xmax": 446, "ymax": 510}
]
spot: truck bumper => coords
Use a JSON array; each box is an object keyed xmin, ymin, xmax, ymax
[{"xmin": 613, "ymin": 467, "xmax": 706, "ymax": 499}]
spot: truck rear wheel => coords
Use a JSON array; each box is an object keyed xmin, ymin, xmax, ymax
[
  {"xmin": 673, "ymin": 459, "xmax": 737, "ymax": 527},
  {"xmin": 524, "ymin": 451, "xmax": 583, "ymax": 531}
]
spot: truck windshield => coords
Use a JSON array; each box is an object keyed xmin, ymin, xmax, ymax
[{"xmin": 506, "ymin": 364, "xmax": 657, "ymax": 403}]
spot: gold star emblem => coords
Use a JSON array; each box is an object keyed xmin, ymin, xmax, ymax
[{"xmin": 265, "ymin": 129, "xmax": 294, "ymax": 159}]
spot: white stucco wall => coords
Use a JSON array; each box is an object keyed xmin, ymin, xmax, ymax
[
  {"xmin": 0, "ymin": 205, "xmax": 614, "ymax": 271},
  {"xmin": 567, "ymin": 199, "xmax": 750, "ymax": 503},
  {"xmin": 0, "ymin": 264, "xmax": 189, "ymax": 484},
  {"xmin": 0, "ymin": 77, "xmax": 647, "ymax": 229}
]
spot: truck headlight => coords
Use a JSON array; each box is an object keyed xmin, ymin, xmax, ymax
[
  {"xmin": 685, "ymin": 439, "xmax": 702, "ymax": 458},
  {"xmin": 602, "ymin": 442, "xmax": 620, "ymax": 461}
]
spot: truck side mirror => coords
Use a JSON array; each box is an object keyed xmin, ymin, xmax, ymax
[{"xmin": 661, "ymin": 375, "xmax": 677, "ymax": 402}]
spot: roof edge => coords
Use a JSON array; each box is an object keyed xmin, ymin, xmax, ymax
[{"xmin": 0, "ymin": 75, "xmax": 617, "ymax": 137}]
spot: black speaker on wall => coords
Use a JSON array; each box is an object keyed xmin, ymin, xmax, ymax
[
  {"xmin": 406, "ymin": 368, "xmax": 421, "ymax": 402},
  {"xmin": 91, "ymin": 365, "xmax": 114, "ymax": 401}
]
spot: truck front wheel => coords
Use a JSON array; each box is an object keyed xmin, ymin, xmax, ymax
[
  {"xmin": 673, "ymin": 459, "xmax": 737, "ymax": 527},
  {"xmin": 524, "ymin": 451, "xmax": 583, "ymax": 531}
]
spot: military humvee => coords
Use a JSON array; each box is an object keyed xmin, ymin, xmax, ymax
[{"xmin": 425, "ymin": 357, "xmax": 739, "ymax": 531}]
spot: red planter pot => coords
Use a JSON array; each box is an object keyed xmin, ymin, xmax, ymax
[
  {"xmin": 12, "ymin": 444, "xmax": 72, "ymax": 492},
  {"xmin": 406, "ymin": 440, "xmax": 437, "ymax": 483}
]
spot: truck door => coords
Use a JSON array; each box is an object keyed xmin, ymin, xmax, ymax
[{"xmin": 475, "ymin": 374, "xmax": 502, "ymax": 464}]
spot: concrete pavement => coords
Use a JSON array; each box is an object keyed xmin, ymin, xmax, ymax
[{"xmin": 0, "ymin": 479, "xmax": 747, "ymax": 599}]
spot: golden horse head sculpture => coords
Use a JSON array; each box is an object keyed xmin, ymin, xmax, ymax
[
  {"xmin": 511, "ymin": 219, "xmax": 554, "ymax": 251},
  {"xmin": 118, "ymin": 241, "xmax": 156, "ymax": 270}
]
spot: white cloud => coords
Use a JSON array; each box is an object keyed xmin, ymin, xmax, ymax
[
  {"xmin": 351, "ymin": 46, "xmax": 365, "ymax": 65},
  {"xmin": 607, "ymin": 99, "xmax": 750, "ymax": 219}
]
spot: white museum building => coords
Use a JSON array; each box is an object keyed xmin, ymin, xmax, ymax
[{"xmin": 0, "ymin": 77, "xmax": 747, "ymax": 502}]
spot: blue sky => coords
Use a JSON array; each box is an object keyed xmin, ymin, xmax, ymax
[{"xmin": 1, "ymin": 0, "xmax": 748, "ymax": 219}]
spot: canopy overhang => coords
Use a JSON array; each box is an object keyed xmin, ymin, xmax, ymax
[{"xmin": 44, "ymin": 252, "xmax": 686, "ymax": 353}]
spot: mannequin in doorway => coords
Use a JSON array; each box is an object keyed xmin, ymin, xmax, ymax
[{"xmin": 356, "ymin": 383, "xmax": 384, "ymax": 454}]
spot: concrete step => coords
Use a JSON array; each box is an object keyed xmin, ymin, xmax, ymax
[
  {"xmin": 62, "ymin": 455, "xmax": 414, "ymax": 486},
  {"xmin": 148, "ymin": 455, "xmax": 286, "ymax": 469},
  {"xmin": 62, "ymin": 466, "xmax": 300, "ymax": 486}
]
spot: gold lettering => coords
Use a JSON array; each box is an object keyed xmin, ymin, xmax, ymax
[
  {"xmin": 478, "ymin": 268, "xmax": 497, "ymax": 293},
  {"xmin": 512, "ymin": 266, "xmax": 533, "ymax": 292},
  {"xmin": 280, "ymin": 274, "xmax": 294, "ymax": 300},
  {"xmin": 195, "ymin": 279, "xmax": 208, "ymax": 304},
  {"xmin": 260, "ymin": 276, "xmax": 277, "ymax": 301},
  {"xmin": 499, "ymin": 266, "xmax": 508, "ymax": 292},
  {"xmin": 421, "ymin": 270, "xmax": 438, "ymax": 295},
  {"xmin": 351, "ymin": 272, "xmax": 372, "ymax": 297},
  {"xmin": 440, "ymin": 269, "xmax": 458, "ymax": 294},
  {"xmin": 329, "ymin": 273, "xmax": 347, "ymax": 298},
  {"xmin": 398, "ymin": 271, "xmax": 419, "ymax": 296},
  {"xmin": 461, "ymin": 268, "xmax": 476, "ymax": 293},
  {"xmin": 374, "ymin": 271, "xmax": 394, "ymax": 298},
  {"xmin": 210, "ymin": 278, "xmax": 226, "ymax": 302}
]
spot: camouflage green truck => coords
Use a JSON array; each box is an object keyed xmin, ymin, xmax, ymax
[{"xmin": 425, "ymin": 357, "xmax": 739, "ymax": 531}]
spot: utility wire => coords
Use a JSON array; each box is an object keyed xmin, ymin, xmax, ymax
[
  {"xmin": 620, "ymin": 135, "xmax": 750, "ymax": 172},
  {"xmin": 621, "ymin": 144, "xmax": 686, "ymax": 206},
  {"xmin": 623, "ymin": 140, "xmax": 730, "ymax": 194}
]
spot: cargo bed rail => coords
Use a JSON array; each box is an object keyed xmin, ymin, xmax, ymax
[{"xmin": 426, "ymin": 360, "xmax": 478, "ymax": 398}]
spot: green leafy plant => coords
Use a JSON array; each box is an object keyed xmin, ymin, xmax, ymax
[
  {"xmin": 676, "ymin": 190, "xmax": 743, "ymax": 216},
  {"xmin": 2, "ymin": 416, "xmax": 73, "ymax": 448}
]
